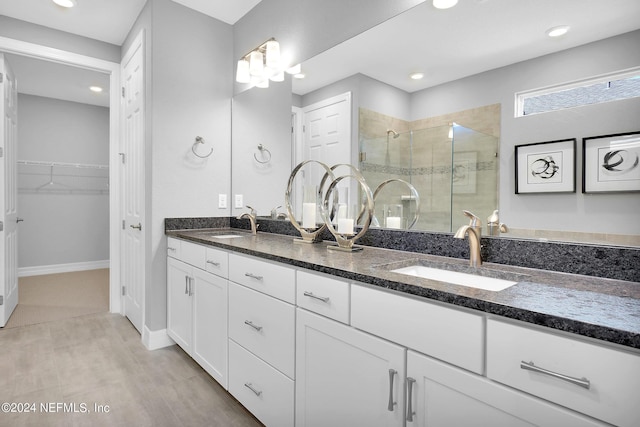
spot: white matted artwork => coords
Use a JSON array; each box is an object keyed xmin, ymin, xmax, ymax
[
  {"xmin": 515, "ymin": 139, "xmax": 576, "ymax": 194},
  {"xmin": 583, "ymin": 131, "xmax": 640, "ymax": 193},
  {"xmin": 452, "ymin": 151, "xmax": 477, "ymax": 194}
]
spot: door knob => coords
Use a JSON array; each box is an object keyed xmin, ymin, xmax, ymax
[
  {"xmin": 16, "ymin": 217, "xmax": 24, "ymax": 223},
  {"xmin": 130, "ymin": 222, "xmax": 142, "ymax": 230}
]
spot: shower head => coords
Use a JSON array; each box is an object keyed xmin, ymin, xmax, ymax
[{"xmin": 387, "ymin": 129, "xmax": 400, "ymax": 139}]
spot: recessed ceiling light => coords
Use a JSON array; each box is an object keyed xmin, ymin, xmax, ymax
[
  {"xmin": 410, "ymin": 72, "xmax": 424, "ymax": 80},
  {"xmin": 53, "ymin": 0, "xmax": 78, "ymax": 8},
  {"xmin": 293, "ymin": 73, "xmax": 306, "ymax": 79},
  {"xmin": 433, "ymin": 0, "xmax": 458, "ymax": 9},
  {"xmin": 89, "ymin": 86, "xmax": 103, "ymax": 93},
  {"xmin": 546, "ymin": 25, "xmax": 570, "ymax": 38}
]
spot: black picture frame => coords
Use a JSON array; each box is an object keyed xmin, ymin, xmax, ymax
[
  {"xmin": 582, "ymin": 131, "xmax": 640, "ymax": 193},
  {"xmin": 515, "ymin": 138, "xmax": 576, "ymax": 194}
]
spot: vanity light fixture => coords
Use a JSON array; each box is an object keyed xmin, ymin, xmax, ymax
[
  {"xmin": 52, "ymin": 0, "xmax": 77, "ymax": 7},
  {"xmin": 89, "ymin": 86, "xmax": 103, "ymax": 93},
  {"xmin": 410, "ymin": 72, "xmax": 424, "ymax": 80},
  {"xmin": 433, "ymin": 0, "xmax": 458, "ymax": 9},
  {"xmin": 236, "ymin": 38, "xmax": 288, "ymax": 88},
  {"xmin": 546, "ymin": 25, "xmax": 570, "ymax": 37},
  {"xmin": 286, "ymin": 64, "xmax": 301, "ymax": 75}
]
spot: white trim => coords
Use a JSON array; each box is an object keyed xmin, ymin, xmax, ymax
[
  {"xmin": 19, "ymin": 260, "xmax": 110, "ymax": 277},
  {"xmin": 0, "ymin": 36, "xmax": 122, "ymax": 315},
  {"xmin": 142, "ymin": 326, "xmax": 175, "ymax": 351},
  {"xmin": 514, "ymin": 66, "xmax": 640, "ymax": 117}
]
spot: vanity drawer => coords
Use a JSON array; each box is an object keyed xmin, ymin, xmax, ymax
[
  {"xmin": 486, "ymin": 319, "xmax": 640, "ymax": 427},
  {"xmin": 351, "ymin": 284, "xmax": 484, "ymax": 374},
  {"xmin": 167, "ymin": 237, "xmax": 181, "ymax": 259},
  {"xmin": 229, "ymin": 253, "xmax": 296, "ymax": 303},
  {"xmin": 296, "ymin": 270, "xmax": 350, "ymax": 324},
  {"xmin": 204, "ymin": 246, "xmax": 228, "ymax": 278},
  {"xmin": 228, "ymin": 340, "xmax": 294, "ymax": 427},
  {"xmin": 228, "ymin": 282, "xmax": 295, "ymax": 378},
  {"xmin": 167, "ymin": 237, "xmax": 206, "ymax": 269}
]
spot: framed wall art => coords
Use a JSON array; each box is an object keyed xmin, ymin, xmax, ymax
[
  {"xmin": 515, "ymin": 138, "xmax": 576, "ymax": 194},
  {"xmin": 583, "ymin": 131, "xmax": 640, "ymax": 193}
]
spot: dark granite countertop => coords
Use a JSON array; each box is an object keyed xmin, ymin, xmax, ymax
[{"xmin": 167, "ymin": 228, "xmax": 640, "ymax": 350}]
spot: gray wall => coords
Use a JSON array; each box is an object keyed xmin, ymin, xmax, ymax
[
  {"xmin": 17, "ymin": 94, "xmax": 109, "ymax": 269},
  {"xmin": 0, "ymin": 15, "xmax": 120, "ymax": 62},
  {"xmin": 411, "ymin": 30, "xmax": 640, "ymax": 235},
  {"xmin": 122, "ymin": 0, "xmax": 234, "ymax": 332}
]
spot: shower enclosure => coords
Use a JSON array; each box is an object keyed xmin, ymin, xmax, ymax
[{"xmin": 359, "ymin": 123, "xmax": 499, "ymax": 232}]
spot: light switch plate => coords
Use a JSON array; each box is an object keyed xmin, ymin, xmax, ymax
[
  {"xmin": 234, "ymin": 194, "xmax": 243, "ymax": 208},
  {"xmin": 218, "ymin": 194, "xmax": 227, "ymax": 209}
]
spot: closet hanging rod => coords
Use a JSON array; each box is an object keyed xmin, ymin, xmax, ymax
[{"xmin": 17, "ymin": 160, "xmax": 109, "ymax": 169}]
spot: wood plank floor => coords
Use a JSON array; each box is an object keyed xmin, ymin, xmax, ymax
[{"xmin": 0, "ymin": 312, "xmax": 263, "ymax": 427}]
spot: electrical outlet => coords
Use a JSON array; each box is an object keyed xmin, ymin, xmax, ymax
[
  {"xmin": 218, "ymin": 194, "xmax": 227, "ymax": 209},
  {"xmin": 234, "ymin": 194, "xmax": 243, "ymax": 208}
]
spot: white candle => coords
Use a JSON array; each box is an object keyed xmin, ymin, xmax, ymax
[
  {"xmin": 302, "ymin": 203, "xmax": 317, "ymax": 228},
  {"xmin": 337, "ymin": 218, "xmax": 354, "ymax": 235},
  {"xmin": 337, "ymin": 204, "xmax": 348, "ymax": 219},
  {"xmin": 386, "ymin": 216, "xmax": 402, "ymax": 229}
]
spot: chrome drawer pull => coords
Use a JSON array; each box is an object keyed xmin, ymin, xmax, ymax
[
  {"xmin": 244, "ymin": 382, "xmax": 262, "ymax": 397},
  {"xmin": 303, "ymin": 291, "xmax": 330, "ymax": 303},
  {"xmin": 185, "ymin": 276, "xmax": 189, "ymax": 295},
  {"xmin": 206, "ymin": 260, "xmax": 220, "ymax": 266},
  {"xmin": 244, "ymin": 272, "xmax": 263, "ymax": 281},
  {"xmin": 387, "ymin": 369, "xmax": 397, "ymax": 411},
  {"xmin": 168, "ymin": 247, "xmax": 177, "ymax": 252},
  {"xmin": 406, "ymin": 377, "xmax": 416, "ymax": 422},
  {"xmin": 244, "ymin": 320, "xmax": 263, "ymax": 332},
  {"xmin": 520, "ymin": 361, "xmax": 591, "ymax": 389}
]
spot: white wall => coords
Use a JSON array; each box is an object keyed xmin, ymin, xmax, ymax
[
  {"xmin": 17, "ymin": 94, "xmax": 109, "ymax": 271},
  {"xmin": 410, "ymin": 30, "xmax": 640, "ymax": 235}
]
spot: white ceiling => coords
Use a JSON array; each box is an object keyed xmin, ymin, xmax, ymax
[
  {"xmin": 1, "ymin": 0, "xmax": 639, "ymax": 106},
  {"xmin": 293, "ymin": 0, "xmax": 640, "ymax": 95}
]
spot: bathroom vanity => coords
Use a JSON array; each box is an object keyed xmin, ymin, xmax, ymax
[{"xmin": 165, "ymin": 227, "xmax": 639, "ymax": 427}]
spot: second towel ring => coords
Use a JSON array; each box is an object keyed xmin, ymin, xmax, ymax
[
  {"xmin": 254, "ymin": 144, "xmax": 272, "ymax": 164},
  {"xmin": 192, "ymin": 136, "xmax": 213, "ymax": 158}
]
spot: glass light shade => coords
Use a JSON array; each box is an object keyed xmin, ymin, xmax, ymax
[
  {"xmin": 265, "ymin": 40, "xmax": 281, "ymax": 69},
  {"xmin": 433, "ymin": 0, "xmax": 458, "ymax": 9},
  {"xmin": 270, "ymin": 70, "xmax": 285, "ymax": 82},
  {"xmin": 249, "ymin": 51, "xmax": 264, "ymax": 77},
  {"xmin": 236, "ymin": 59, "xmax": 251, "ymax": 83},
  {"xmin": 255, "ymin": 78, "xmax": 269, "ymax": 89}
]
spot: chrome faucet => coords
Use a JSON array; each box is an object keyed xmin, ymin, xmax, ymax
[
  {"xmin": 236, "ymin": 205, "xmax": 258, "ymax": 235},
  {"xmin": 454, "ymin": 210, "xmax": 482, "ymax": 267}
]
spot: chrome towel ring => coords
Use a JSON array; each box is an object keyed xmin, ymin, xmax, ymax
[
  {"xmin": 192, "ymin": 136, "xmax": 213, "ymax": 158},
  {"xmin": 254, "ymin": 144, "xmax": 272, "ymax": 164}
]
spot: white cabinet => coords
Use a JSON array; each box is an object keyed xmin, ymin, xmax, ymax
[
  {"xmin": 406, "ymin": 350, "xmax": 604, "ymax": 427},
  {"xmin": 487, "ymin": 318, "xmax": 640, "ymax": 427},
  {"xmin": 166, "ymin": 239, "xmax": 229, "ymax": 388},
  {"xmin": 295, "ymin": 309, "xmax": 406, "ymax": 427}
]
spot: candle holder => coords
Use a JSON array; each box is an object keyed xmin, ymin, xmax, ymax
[
  {"xmin": 321, "ymin": 173, "xmax": 374, "ymax": 252},
  {"xmin": 373, "ymin": 178, "xmax": 421, "ymax": 230},
  {"xmin": 285, "ymin": 160, "xmax": 336, "ymax": 243}
]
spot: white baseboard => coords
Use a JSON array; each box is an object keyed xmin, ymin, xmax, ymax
[
  {"xmin": 142, "ymin": 326, "xmax": 175, "ymax": 350},
  {"xmin": 18, "ymin": 260, "xmax": 110, "ymax": 277}
]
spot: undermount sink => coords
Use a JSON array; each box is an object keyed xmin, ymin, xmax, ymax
[
  {"xmin": 386, "ymin": 260, "xmax": 526, "ymax": 292},
  {"xmin": 199, "ymin": 230, "xmax": 249, "ymax": 239},
  {"xmin": 211, "ymin": 234, "xmax": 245, "ymax": 239}
]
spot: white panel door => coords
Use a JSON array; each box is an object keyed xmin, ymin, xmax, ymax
[
  {"xmin": 0, "ymin": 54, "xmax": 18, "ymax": 327},
  {"xmin": 120, "ymin": 33, "xmax": 145, "ymax": 333},
  {"xmin": 301, "ymin": 92, "xmax": 351, "ymax": 187}
]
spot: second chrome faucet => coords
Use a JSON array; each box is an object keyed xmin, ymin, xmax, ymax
[{"xmin": 236, "ymin": 205, "xmax": 258, "ymax": 235}]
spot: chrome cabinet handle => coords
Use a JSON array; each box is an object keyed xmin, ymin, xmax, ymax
[
  {"xmin": 244, "ymin": 320, "xmax": 263, "ymax": 332},
  {"xmin": 406, "ymin": 377, "xmax": 416, "ymax": 422},
  {"xmin": 520, "ymin": 361, "xmax": 590, "ymax": 389},
  {"xmin": 130, "ymin": 222, "xmax": 142, "ymax": 230},
  {"xmin": 167, "ymin": 247, "xmax": 177, "ymax": 252},
  {"xmin": 206, "ymin": 260, "xmax": 220, "ymax": 266},
  {"xmin": 303, "ymin": 291, "xmax": 330, "ymax": 303},
  {"xmin": 185, "ymin": 276, "xmax": 189, "ymax": 295},
  {"xmin": 387, "ymin": 369, "xmax": 397, "ymax": 411},
  {"xmin": 244, "ymin": 382, "xmax": 262, "ymax": 397},
  {"xmin": 244, "ymin": 272, "xmax": 263, "ymax": 281},
  {"xmin": 188, "ymin": 277, "xmax": 193, "ymax": 296}
]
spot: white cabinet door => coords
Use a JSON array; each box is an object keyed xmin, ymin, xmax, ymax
[
  {"xmin": 167, "ymin": 257, "xmax": 193, "ymax": 352},
  {"xmin": 406, "ymin": 350, "xmax": 605, "ymax": 427},
  {"xmin": 193, "ymin": 268, "xmax": 228, "ymax": 389},
  {"xmin": 296, "ymin": 309, "xmax": 405, "ymax": 427}
]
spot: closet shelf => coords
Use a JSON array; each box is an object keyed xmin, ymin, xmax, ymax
[
  {"xmin": 17, "ymin": 160, "xmax": 109, "ymax": 169},
  {"xmin": 17, "ymin": 160, "xmax": 109, "ymax": 194}
]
